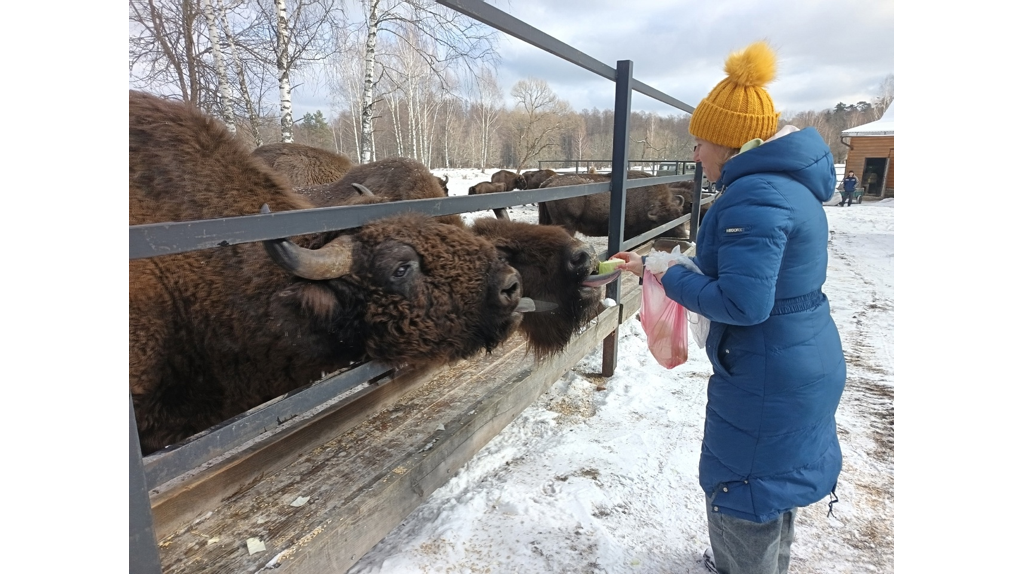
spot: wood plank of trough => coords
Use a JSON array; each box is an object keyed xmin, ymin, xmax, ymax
[
  {"xmin": 282, "ymin": 304, "xmax": 626, "ymax": 574},
  {"xmin": 154, "ymin": 285, "xmax": 637, "ymax": 574},
  {"xmin": 150, "ymin": 362, "xmax": 446, "ymax": 541},
  {"xmin": 155, "ymin": 338, "xmax": 530, "ymax": 572}
]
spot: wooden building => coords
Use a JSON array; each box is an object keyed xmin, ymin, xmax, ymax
[{"xmin": 841, "ymin": 101, "xmax": 895, "ymax": 198}]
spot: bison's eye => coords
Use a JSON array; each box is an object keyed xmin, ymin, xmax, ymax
[{"xmin": 372, "ymin": 241, "xmax": 421, "ymax": 297}]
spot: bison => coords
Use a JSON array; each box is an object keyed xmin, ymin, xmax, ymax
[
  {"xmin": 668, "ymin": 179, "xmax": 714, "ymax": 233},
  {"xmin": 521, "ymin": 169, "xmax": 558, "ymax": 189},
  {"xmin": 490, "ymin": 169, "xmax": 526, "ymax": 191},
  {"xmin": 537, "ymin": 171, "xmax": 688, "ymax": 239},
  {"xmin": 467, "ymin": 181, "xmax": 512, "ymax": 219},
  {"xmin": 470, "ymin": 218, "xmax": 617, "ymax": 354},
  {"xmin": 130, "ymin": 91, "xmax": 541, "ymax": 453},
  {"xmin": 250, "ymin": 142, "xmax": 354, "ymax": 187},
  {"xmin": 294, "ymin": 157, "xmax": 462, "ymax": 227},
  {"xmin": 468, "ymin": 181, "xmax": 506, "ymax": 195}
]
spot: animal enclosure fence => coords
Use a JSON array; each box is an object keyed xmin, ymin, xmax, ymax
[
  {"xmin": 538, "ymin": 159, "xmax": 698, "ymax": 177},
  {"xmin": 129, "ymin": 1, "xmax": 710, "ymax": 571}
]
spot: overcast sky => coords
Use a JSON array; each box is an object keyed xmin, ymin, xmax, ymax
[{"xmin": 293, "ymin": 0, "xmax": 894, "ymax": 119}]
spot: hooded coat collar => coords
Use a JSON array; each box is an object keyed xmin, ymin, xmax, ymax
[{"xmin": 719, "ymin": 127, "xmax": 836, "ymax": 202}]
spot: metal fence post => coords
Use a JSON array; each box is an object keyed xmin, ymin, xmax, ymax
[
  {"xmin": 603, "ymin": 59, "xmax": 633, "ymax": 377},
  {"xmin": 130, "ymin": 397, "xmax": 162, "ymax": 573}
]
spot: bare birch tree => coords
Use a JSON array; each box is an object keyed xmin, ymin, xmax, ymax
[
  {"xmin": 273, "ymin": 0, "xmax": 296, "ymax": 141},
  {"xmin": 349, "ymin": 0, "xmax": 498, "ymax": 164},
  {"xmin": 129, "ymin": 0, "xmax": 212, "ymax": 107},
  {"xmin": 471, "ymin": 68, "xmax": 503, "ymax": 169},
  {"xmin": 217, "ymin": 0, "xmax": 265, "ymax": 145},
  {"xmin": 201, "ymin": 0, "xmax": 236, "ymax": 132},
  {"xmin": 327, "ymin": 27, "xmax": 368, "ymax": 156},
  {"xmin": 243, "ymin": 0, "xmax": 338, "ymax": 143},
  {"xmin": 568, "ymin": 112, "xmax": 588, "ymax": 163}
]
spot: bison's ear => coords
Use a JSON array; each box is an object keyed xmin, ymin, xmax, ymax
[{"xmin": 275, "ymin": 282, "xmax": 341, "ymax": 327}]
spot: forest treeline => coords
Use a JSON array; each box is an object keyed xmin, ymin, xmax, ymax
[{"xmin": 129, "ymin": 0, "xmax": 894, "ymax": 170}]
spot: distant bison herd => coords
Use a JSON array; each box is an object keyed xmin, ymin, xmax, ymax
[{"xmin": 129, "ymin": 91, "xmax": 712, "ymax": 454}]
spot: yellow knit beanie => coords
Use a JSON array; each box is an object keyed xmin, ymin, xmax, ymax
[{"xmin": 689, "ymin": 41, "xmax": 781, "ymax": 149}]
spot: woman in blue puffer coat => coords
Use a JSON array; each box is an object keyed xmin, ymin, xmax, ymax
[{"xmin": 615, "ymin": 41, "xmax": 846, "ymax": 574}]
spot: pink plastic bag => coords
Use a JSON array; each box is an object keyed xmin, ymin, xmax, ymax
[{"xmin": 640, "ymin": 268, "xmax": 689, "ymax": 368}]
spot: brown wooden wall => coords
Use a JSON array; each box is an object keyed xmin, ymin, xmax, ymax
[{"xmin": 845, "ymin": 135, "xmax": 895, "ymax": 198}]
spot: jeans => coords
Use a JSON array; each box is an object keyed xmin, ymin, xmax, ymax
[{"xmin": 706, "ymin": 496, "xmax": 796, "ymax": 574}]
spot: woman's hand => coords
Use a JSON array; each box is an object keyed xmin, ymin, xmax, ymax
[{"xmin": 611, "ymin": 251, "xmax": 644, "ymax": 277}]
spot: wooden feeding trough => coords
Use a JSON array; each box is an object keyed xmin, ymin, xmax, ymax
[{"xmin": 148, "ymin": 268, "xmax": 644, "ymax": 573}]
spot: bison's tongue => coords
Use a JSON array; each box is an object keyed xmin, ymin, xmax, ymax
[
  {"xmin": 515, "ymin": 298, "xmax": 558, "ymax": 313},
  {"xmin": 515, "ymin": 298, "xmax": 536, "ymax": 313},
  {"xmin": 583, "ymin": 268, "xmax": 622, "ymax": 288}
]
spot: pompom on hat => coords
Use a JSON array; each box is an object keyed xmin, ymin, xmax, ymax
[{"xmin": 689, "ymin": 41, "xmax": 781, "ymax": 149}]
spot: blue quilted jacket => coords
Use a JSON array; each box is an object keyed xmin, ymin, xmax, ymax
[{"xmin": 660, "ymin": 128, "xmax": 846, "ymax": 523}]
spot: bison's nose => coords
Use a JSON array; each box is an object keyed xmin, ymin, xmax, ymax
[
  {"xmin": 499, "ymin": 271, "xmax": 522, "ymax": 308},
  {"xmin": 569, "ymin": 244, "xmax": 595, "ymax": 276}
]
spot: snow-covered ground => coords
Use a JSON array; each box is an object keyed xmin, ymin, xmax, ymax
[{"xmin": 342, "ymin": 169, "xmax": 895, "ymax": 573}]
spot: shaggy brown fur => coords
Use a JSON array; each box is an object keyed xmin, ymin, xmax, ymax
[
  {"xmin": 521, "ymin": 169, "xmax": 558, "ymax": 189},
  {"xmin": 129, "ymin": 91, "xmax": 526, "ymax": 454},
  {"xmin": 296, "ymin": 157, "xmax": 462, "ymax": 226},
  {"xmin": 289, "ymin": 154, "xmax": 614, "ymax": 362},
  {"xmin": 468, "ymin": 181, "xmax": 506, "ymax": 195},
  {"xmin": 668, "ymin": 180, "xmax": 712, "ymax": 217},
  {"xmin": 490, "ymin": 170, "xmax": 526, "ymax": 191},
  {"xmin": 250, "ymin": 142, "xmax": 354, "ymax": 187},
  {"xmin": 537, "ymin": 171, "xmax": 687, "ymax": 239},
  {"xmin": 471, "ymin": 218, "xmax": 607, "ymax": 357},
  {"xmin": 287, "ymin": 156, "xmax": 611, "ymax": 360}
]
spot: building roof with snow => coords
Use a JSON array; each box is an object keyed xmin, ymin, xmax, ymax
[{"xmin": 842, "ymin": 101, "xmax": 894, "ymax": 137}]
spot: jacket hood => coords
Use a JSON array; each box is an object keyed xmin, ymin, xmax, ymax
[{"xmin": 720, "ymin": 127, "xmax": 836, "ymax": 202}]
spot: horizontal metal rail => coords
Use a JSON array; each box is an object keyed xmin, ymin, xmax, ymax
[
  {"xmin": 538, "ymin": 159, "xmax": 698, "ymax": 172},
  {"xmin": 143, "ymin": 361, "xmax": 394, "ymax": 488},
  {"xmin": 130, "ymin": 178, "xmax": 667, "ymax": 259}
]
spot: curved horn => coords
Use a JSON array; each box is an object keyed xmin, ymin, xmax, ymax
[
  {"xmin": 675, "ymin": 194, "xmax": 685, "ymax": 206},
  {"xmin": 351, "ymin": 182, "xmax": 374, "ymax": 196},
  {"xmin": 260, "ymin": 204, "xmax": 354, "ymax": 280},
  {"xmin": 442, "ymin": 175, "xmax": 449, "ymax": 184}
]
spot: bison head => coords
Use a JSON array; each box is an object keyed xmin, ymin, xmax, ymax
[
  {"xmin": 265, "ymin": 211, "xmax": 530, "ymax": 366},
  {"xmin": 469, "ymin": 218, "xmax": 619, "ymax": 356}
]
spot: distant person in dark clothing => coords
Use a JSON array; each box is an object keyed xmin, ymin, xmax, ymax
[{"xmin": 840, "ymin": 171, "xmax": 858, "ymax": 206}]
